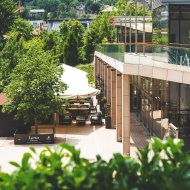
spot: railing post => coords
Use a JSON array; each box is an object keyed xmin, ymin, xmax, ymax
[
  {"xmin": 135, "ymin": 0, "xmax": 137, "ymax": 54},
  {"xmin": 143, "ymin": 0, "xmax": 145, "ymax": 56}
]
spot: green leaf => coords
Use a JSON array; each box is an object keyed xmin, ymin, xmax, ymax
[
  {"xmin": 9, "ymin": 161, "xmax": 20, "ymax": 168},
  {"xmin": 21, "ymin": 153, "xmax": 32, "ymax": 170},
  {"xmin": 29, "ymin": 146, "xmax": 36, "ymax": 154}
]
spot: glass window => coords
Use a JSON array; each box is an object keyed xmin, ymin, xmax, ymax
[
  {"xmin": 180, "ymin": 20, "xmax": 190, "ymax": 44},
  {"xmin": 169, "ymin": 82, "xmax": 179, "ymax": 111},
  {"xmin": 170, "ymin": 5, "xmax": 179, "ymax": 19},
  {"xmin": 181, "ymin": 6, "xmax": 190, "ymax": 20},
  {"xmin": 169, "ymin": 20, "xmax": 179, "ymax": 43},
  {"xmin": 180, "ymin": 84, "xmax": 190, "ymax": 110}
]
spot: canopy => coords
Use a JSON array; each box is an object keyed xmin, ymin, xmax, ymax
[{"xmin": 59, "ymin": 64, "xmax": 100, "ymax": 99}]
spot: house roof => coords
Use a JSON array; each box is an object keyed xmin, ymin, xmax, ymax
[
  {"xmin": 30, "ymin": 9, "xmax": 45, "ymax": 13},
  {"xmin": 0, "ymin": 94, "xmax": 6, "ymax": 106},
  {"xmin": 100, "ymin": 6, "xmax": 117, "ymax": 12}
]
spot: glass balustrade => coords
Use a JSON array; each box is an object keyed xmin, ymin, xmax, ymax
[
  {"xmin": 95, "ymin": 44, "xmax": 125, "ymax": 62},
  {"xmin": 95, "ymin": 43, "xmax": 190, "ymax": 68}
]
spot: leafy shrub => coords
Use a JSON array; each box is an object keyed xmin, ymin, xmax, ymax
[{"xmin": 0, "ymin": 138, "xmax": 190, "ymax": 189}]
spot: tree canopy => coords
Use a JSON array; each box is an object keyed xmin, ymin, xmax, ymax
[
  {"xmin": 0, "ymin": 0, "xmax": 17, "ymax": 46},
  {"xmin": 2, "ymin": 44, "xmax": 67, "ymax": 129}
]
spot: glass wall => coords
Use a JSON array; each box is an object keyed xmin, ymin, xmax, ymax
[
  {"xmin": 169, "ymin": 5, "xmax": 190, "ymax": 45},
  {"xmin": 130, "ymin": 76, "xmax": 169, "ymax": 139},
  {"xmin": 152, "ymin": 5, "xmax": 169, "ymax": 45}
]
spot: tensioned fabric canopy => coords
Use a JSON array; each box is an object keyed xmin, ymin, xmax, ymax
[{"xmin": 59, "ymin": 64, "xmax": 100, "ymax": 99}]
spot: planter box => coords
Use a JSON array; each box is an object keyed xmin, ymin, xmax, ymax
[
  {"xmin": 105, "ymin": 116, "xmax": 111, "ymax": 129},
  {"xmin": 14, "ymin": 128, "xmax": 55, "ymax": 145}
]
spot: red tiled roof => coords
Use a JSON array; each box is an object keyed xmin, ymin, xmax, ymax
[{"xmin": 0, "ymin": 94, "xmax": 6, "ymax": 105}]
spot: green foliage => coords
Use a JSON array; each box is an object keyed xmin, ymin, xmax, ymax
[
  {"xmin": 59, "ymin": 19, "xmax": 85, "ymax": 45},
  {"xmin": 104, "ymin": 103, "xmax": 111, "ymax": 116},
  {"xmin": 75, "ymin": 63, "xmax": 94, "ymax": 84},
  {"xmin": 63, "ymin": 32, "xmax": 79, "ymax": 67},
  {"xmin": 2, "ymin": 44, "xmax": 67, "ymax": 126},
  {"xmin": 115, "ymin": 0, "xmax": 152, "ymax": 17},
  {"xmin": 82, "ymin": 12, "xmax": 115, "ymax": 63},
  {"xmin": 0, "ymin": 0, "xmax": 17, "ymax": 44},
  {"xmin": 59, "ymin": 19, "xmax": 85, "ymax": 64},
  {"xmin": 40, "ymin": 31, "xmax": 64, "ymax": 62},
  {"xmin": 0, "ymin": 138, "xmax": 190, "ymax": 189},
  {"xmin": 10, "ymin": 18, "xmax": 33, "ymax": 40},
  {"xmin": 152, "ymin": 29, "xmax": 168, "ymax": 45},
  {"xmin": 0, "ymin": 32, "xmax": 26, "ymax": 91}
]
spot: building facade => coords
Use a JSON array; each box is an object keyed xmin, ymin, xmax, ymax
[{"xmin": 94, "ymin": 0, "xmax": 190, "ymax": 155}]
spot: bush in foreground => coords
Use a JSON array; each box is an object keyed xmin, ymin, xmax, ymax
[{"xmin": 0, "ymin": 138, "xmax": 190, "ymax": 190}]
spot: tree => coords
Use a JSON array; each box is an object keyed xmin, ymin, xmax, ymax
[
  {"xmin": 59, "ymin": 19, "xmax": 85, "ymax": 64},
  {"xmin": 59, "ymin": 19, "xmax": 85, "ymax": 45},
  {"xmin": 2, "ymin": 45, "xmax": 67, "ymax": 133},
  {"xmin": 0, "ymin": 18, "xmax": 34, "ymax": 92},
  {"xmin": 115, "ymin": 0, "xmax": 152, "ymax": 16},
  {"xmin": 0, "ymin": 32, "xmax": 26, "ymax": 91},
  {"xmin": 82, "ymin": 12, "xmax": 115, "ymax": 62},
  {"xmin": 0, "ymin": 0, "xmax": 17, "ymax": 47},
  {"xmin": 10, "ymin": 18, "xmax": 33, "ymax": 40},
  {"xmin": 88, "ymin": 2, "xmax": 101, "ymax": 14},
  {"xmin": 82, "ymin": 29, "xmax": 98, "ymax": 63},
  {"xmin": 63, "ymin": 32, "xmax": 78, "ymax": 67},
  {"xmin": 41, "ymin": 31, "xmax": 64, "ymax": 63}
]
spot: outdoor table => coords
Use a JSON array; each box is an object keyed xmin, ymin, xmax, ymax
[{"xmin": 68, "ymin": 108, "xmax": 89, "ymax": 120}]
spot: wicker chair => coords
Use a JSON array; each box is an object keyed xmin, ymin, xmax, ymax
[{"xmin": 90, "ymin": 112, "xmax": 102, "ymax": 125}]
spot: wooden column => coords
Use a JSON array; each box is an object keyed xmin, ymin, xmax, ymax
[
  {"xmin": 116, "ymin": 71, "xmax": 122, "ymax": 142},
  {"xmin": 111, "ymin": 69, "xmax": 116, "ymax": 129},
  {"xmin": 107, "ymin": 65, "xmax": 111, "ymax": 104},
  {"xmin": 104, "ymin": 63, "xmax": 107, "ymax": 95},
  {"xmin": 122, "ymin": 74, "xmax": 130, "ymax": 156}
]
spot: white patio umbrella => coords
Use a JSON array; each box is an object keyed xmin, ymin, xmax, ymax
[{"xmin": 59, "ymin": 64, "xmax": 100, "ymax": 99}]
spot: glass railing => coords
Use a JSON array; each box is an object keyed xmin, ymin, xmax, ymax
[
  {"xmin": 126, "ymin": 43, "xmax": 190, "ymax": 67},
  {"xmin": 95, "ymin": 43, "xmax": 125, "ymax": 62},
  {"xmin": 96, "ymin": 43, "xmax": 190, "ymax": 67}
]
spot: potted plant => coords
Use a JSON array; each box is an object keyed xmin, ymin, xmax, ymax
[
  {"xmin": 105, "ymin": 104, "xmax": 111, "ymax": 129},
  {"xmin": 101, "ymin": 96, "xmax": 107, "ymax": 104}
]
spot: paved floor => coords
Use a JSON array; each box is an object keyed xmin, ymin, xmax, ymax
[{"xmin": 0, "ymin": 113, "xmax": 151, "ymax": 174}]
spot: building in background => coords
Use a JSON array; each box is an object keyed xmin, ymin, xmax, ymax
[{"xmin": 94, "ymin": 0, "xmax": 190, "ymax": 155}]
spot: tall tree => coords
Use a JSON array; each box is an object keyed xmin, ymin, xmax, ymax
[
  {"xmin": 82, "ymin": 12, "xmax": 115, "ymax": 62},
  {"xmin": 0, "ymin": 32, "xmax": 26, "ymax": 91},
  {"xmin": 59, "ymin": 19, "xmax": 85, "ymax": 45},
  {"xmin": 0, "ymin": 0, "xmax": 17, "ymax": 47},
  {"xmin": 63, "ymin": 32, "xmax": 78, "ymax": 67},
  {"xmin": 60, "ymin": 19, "xmax": 84, "ymax": 64},
  {"xmin": 2, "ymin": 44, "xmax": 67, "ymax": 133},
  {"xmin": 10, "ymin": 18, "xmax": 33, "ymax": 40}
]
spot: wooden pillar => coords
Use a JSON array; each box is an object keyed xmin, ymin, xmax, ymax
[
  {"xmin": 122, "ymin": 74, "xmax": 130, "ymax": 156},
  {"xmin": 94, "ymin": 56, "xmax": 98, "ymax": 82},
  {"xmin": 107, "ymin": 65, "xmax": 111, "ymax": 104},
  {"xmin": 111, "ymin": 68, "xmax": 116, "ymax": 129},
  {"xmin": 104, "ymin": 63, "xmax": 107, "ymax": 95},
  {"xmin": 116, "ymin": 71, "xmax": 122, "ymax": 142}
]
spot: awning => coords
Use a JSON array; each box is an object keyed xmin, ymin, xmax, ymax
[{"xmin": 59, "ymin": 64, "xmax": 100, "ymax": 99}]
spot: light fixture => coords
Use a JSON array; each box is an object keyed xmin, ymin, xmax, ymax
[{"xmin": 117, "ymin": 73, "xmax": 122, "ymax": 76}]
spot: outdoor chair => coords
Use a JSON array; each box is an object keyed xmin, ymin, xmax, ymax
[
  {"xmin": 77, "ymin": 109, "xmax": 88, "ymax": 119},
  {"xmin": 90, "ymin": 112, "xmax": 102, "ymax": 125},
  {"xmin": 89, "ymin": 104, "xmax": 97, "ymax": 114},
  {"xmin": 76, "ymin": 109, "xmax": 87, "ymax": 126}
]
